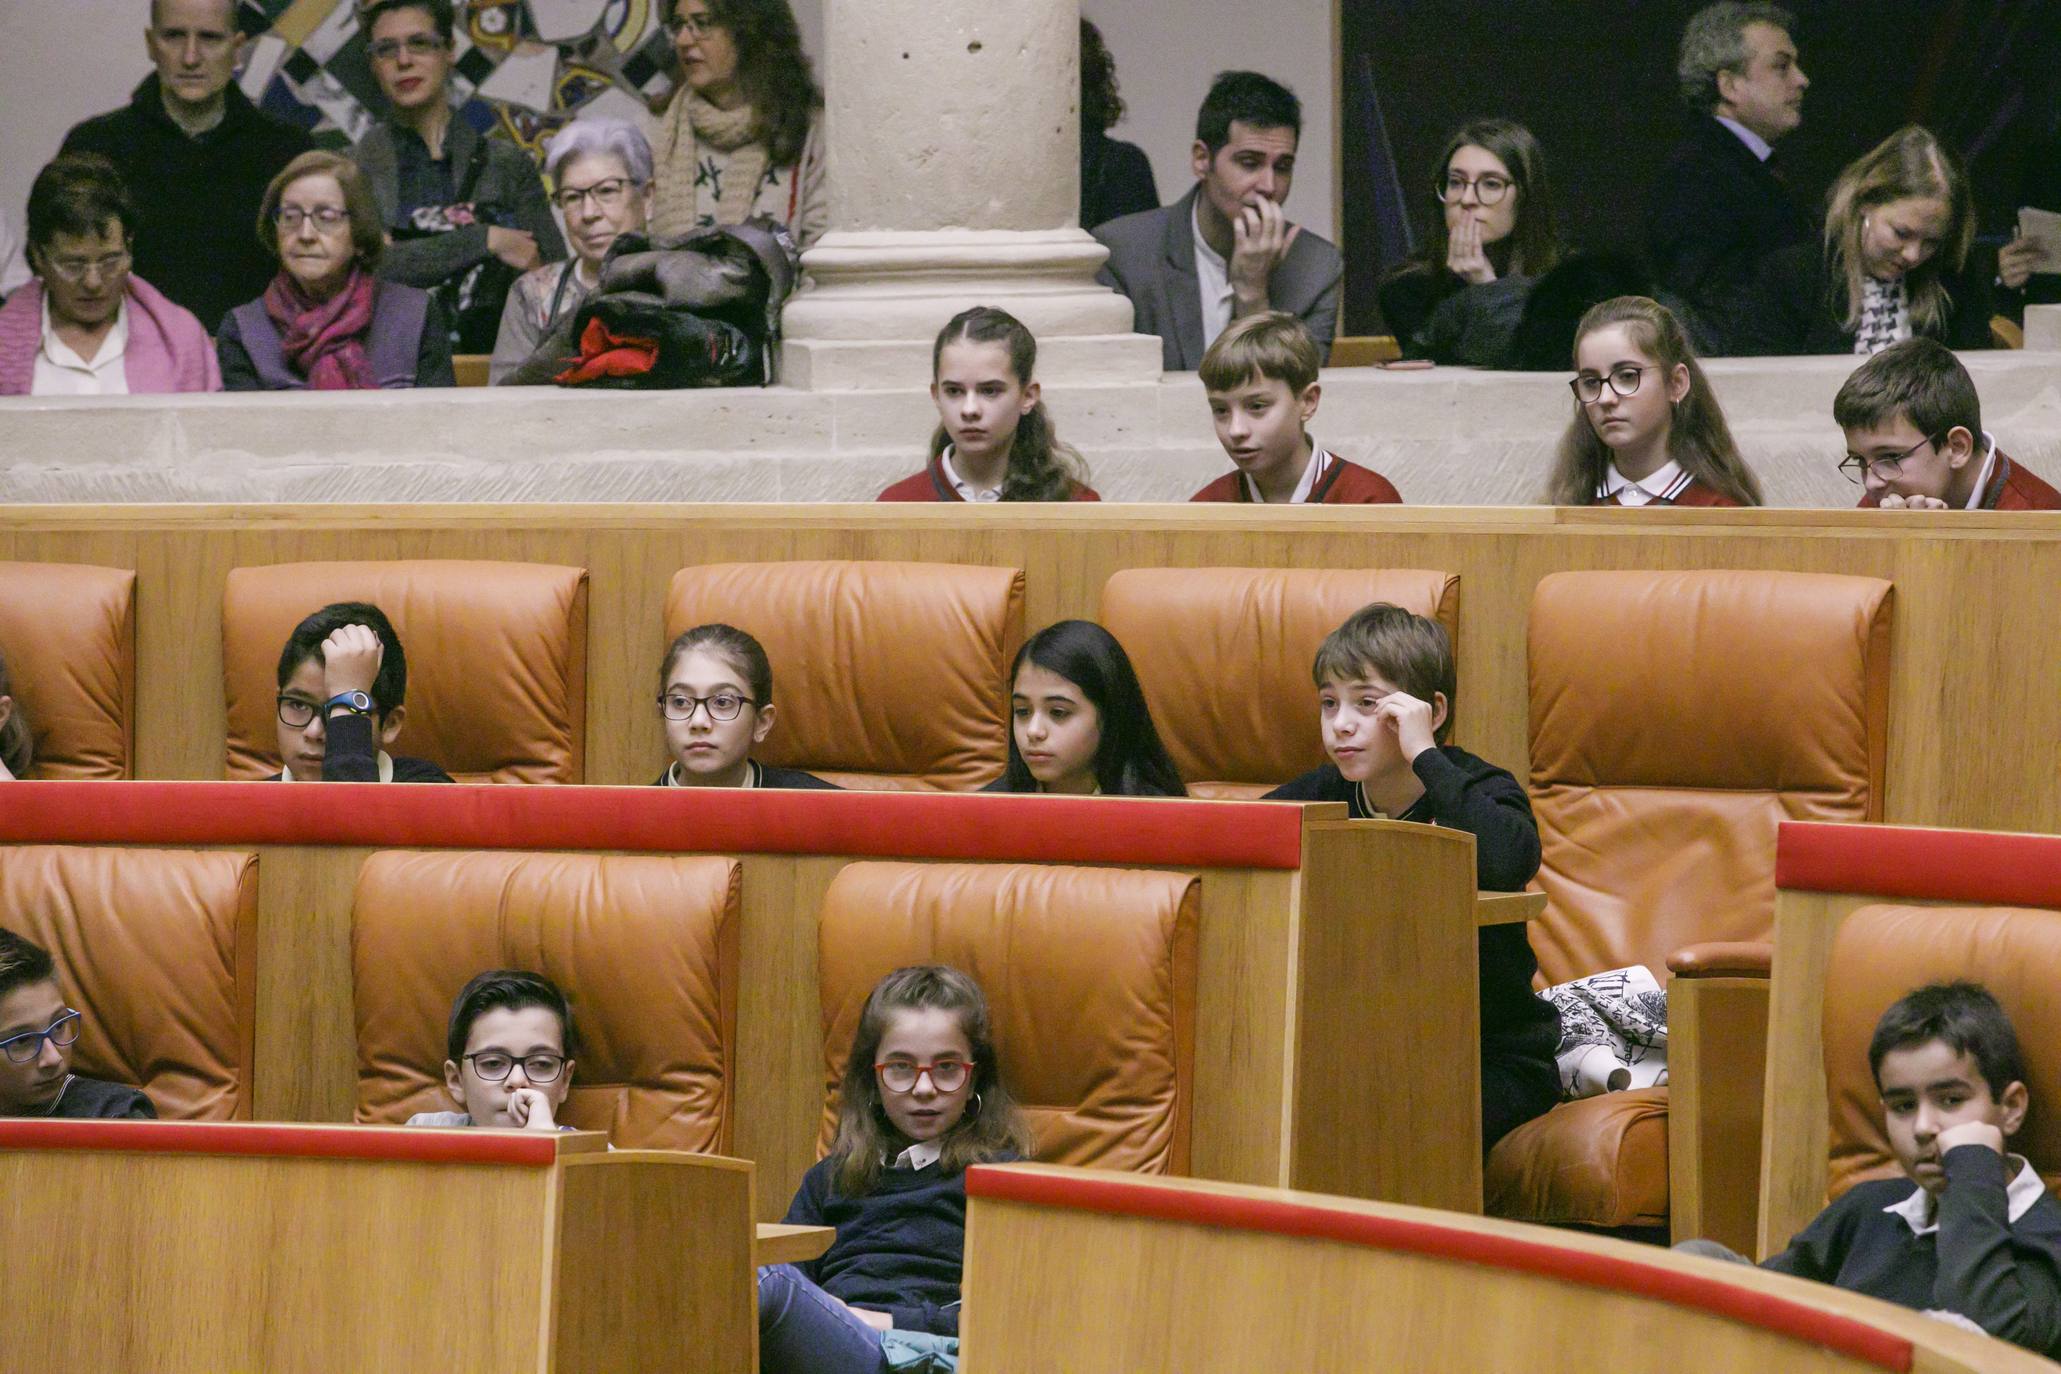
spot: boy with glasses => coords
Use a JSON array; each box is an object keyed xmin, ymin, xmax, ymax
[
  {"xmin": 273, "ymin": 602, "xmax": 454, "ymax": 783},
  {"xmin": 408, "ymin": 970, "xmax": 578, "ymax": 1132},
  {"xmin": 1835, "ymin": 338, "xmax": 2060, "ymax": 510},
  {"xmin": 0, "ymin": 927, "xmax": 155, "ymax": 1119}
]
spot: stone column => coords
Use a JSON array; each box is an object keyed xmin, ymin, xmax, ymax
[{"xmin": 779, "ymin": 0, "xmax": 1162, "ymax": 389}]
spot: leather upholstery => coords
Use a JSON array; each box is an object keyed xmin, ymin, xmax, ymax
[
  {"xmin": 222, "ymin": 560, "xmax": 589, "ymax": 783},
  {"xmin": 1484, "ymin": 1088, "xmax": 1670, "ymax": 1228},
  {"xmin": 0, "ymin": 562, "xmax": 135, "ymax": 778},
  {"xmin": 0, "ymin": 844, "xmax": 256, "ymax": 1118},
  {"xmin": 1822, "ymin": 902, "xmax": 2061, "ymax": 1200},
  {"xmin": 351, "ymin": 849, "xmax": 739, "ymax": 1150},
  {"xmin": 1100, "ymin": 567, "xmax": 1459, "ymax": 796},
  {"xmin": 666, "ymin": 562, "xmax": 1024, "ymax": 790},
  {"xmin": 816, "ymin": 861, "xmax": 1199, "ymax": 1173}
]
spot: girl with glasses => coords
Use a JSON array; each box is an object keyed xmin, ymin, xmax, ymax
[
  {"xmin": 654, "ymin": 623, "xmax": 837, "ymax": 790},
  {"xmin": 0, "ymin": 927, "xmax": 155, "ymax": 1120},
  {"xmin": 1547, "ymin": 295, "xmax": 1763, "ymax": 508},
  {"xmin": 761, "ymin": 965, "xmax": 1031, "ymax": 1372},
  {"xmin": 1378, "ymin": 118, "xmax": 1561, "ymax": 367}
]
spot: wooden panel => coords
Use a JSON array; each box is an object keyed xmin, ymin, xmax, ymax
[
  {"xmin": 1188, "ymin": 867, "xmax": 1298, "ymax": 1187},
  {"xmin": 1670, "ymin": 974, "xmax": 1771, "ymax": 1253},
  {"xmin": 1477, "ymin": 890, "xmax": 1545, "ymax": 926},
  {"xmin": 754, "ymin": 1222, "xmax": 835, "ymax": 1265},
  {"xmin": 255, "ymin": 845, "xmax": 370, "ymax": 1123}
]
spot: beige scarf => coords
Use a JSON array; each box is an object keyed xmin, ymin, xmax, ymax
[{"xmin": 647, "ymin": 92, "xmax": 771, "ymax": 237}]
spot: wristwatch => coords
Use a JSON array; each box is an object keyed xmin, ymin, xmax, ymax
[{"xmin": 325, "ymin": 691, "xmax": 374, "ymax": 716}]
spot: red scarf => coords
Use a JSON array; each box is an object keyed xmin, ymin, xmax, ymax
[{"xmin": 263, "ymin": 269, "xmax": 377, "ymax": 390}]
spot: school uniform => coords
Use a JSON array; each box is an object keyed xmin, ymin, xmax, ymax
[
  {"xmin": 1266, "ymin": 745, "xmax": 1562, "ymax": 1148},
  {"xmin": 652, "ymin": 759, "xmax": 840, "ymax": 789},
  {"xmin": 9, "ymin": 1074, "xmax": 156, "ymax": 1119},
  {"xmin": 1595, "ymin": 460, "xmax": 1744, "ymax": 508},
  {"xmin": 1856, "ymin": 436, "xmax": 2061, "ymax": 512},
  {"xmin": 1763, "ymin": 1146, "xmax": 2061, "ymax": 1358},
  {"xmin": 877, "ymin": 447, "xmax": 1101, "ymax": 503},
  {"xmin": 274, "ymin": 710, "xmax": 454, "ymax": 783},
  {"xmin": 1189, "ymin": 448, "xmax": 1403, "ymax": 505}
]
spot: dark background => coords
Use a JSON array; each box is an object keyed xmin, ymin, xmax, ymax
[{"xmin": 1340, "ymin": 0, "xmax": 2061, "ymax": 334}]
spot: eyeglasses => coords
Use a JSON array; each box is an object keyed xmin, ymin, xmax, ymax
[
  {"xmin": 1435, "ymin": 173, "xmax": 1513, "ymax": 206},
  {"xmin": 1839, "ymin": 432, "xmax": 1942, "ymax": 485},
  {"xmin": 464, "ymin": 1051, "xmax": 567, "ymax": 1084},
  {"xmin": 553, "ymin": 177, "xmax": 640, "ymax": 213},
  {"xmin": 368, "ymin": 34, "xmax": 448, "ymax": 62},
  {"xmin": 273, "ymin": 206, "xmax": 351, "ymax": 233},
  {"xmin": 664, "ymin": 11, "xmax": 719, "ymax": 40},
  {"xmin": 276, "ymin": 694, "xmax": 374, "ymax": 728},
  {"xmin": 0, "ymin": 1010, "xmax": 81, "ymax": 1065},
  {"xmin": 658, "ymin": 691, "xmax": 753, "ymax": 722},
  {"xmin": 1569, "ymin": 365, "xmax": 1652, "ymax": 404},
  {"xmin": 874, "ymin": 1058, "xmax": 972, "ymax": 1095},
  {"xmin": 42, "ymin": 250, "xmax": 130, "ymax": 285}
]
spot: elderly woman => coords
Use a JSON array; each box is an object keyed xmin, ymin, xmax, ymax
[
  {"xmin": 491, "ymin": 117, "xmax": 655, "ymax": 383},
  {"xmin": 217, "ymin": 150, "xmax": 454, "ymax": 389},
  {"xmin": 0, "ymin": 153, "xmax": 218, "ymax": 395},
  {"xmin": 646, "ymin": 0, "xmax": 825, "ymax": 246}
]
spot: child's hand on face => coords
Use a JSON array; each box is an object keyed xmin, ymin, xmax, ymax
[
  {"xmin": 1935, "ymin": 1120, "xmax": 2006, "ymax": 1158},
  {"xmin": 321, "ymin": 625, "xmax": 385, "ymax": 700},
  {"xmin": 1373, "ymin": 692, "xmax": 1439, "ymax": 763},
  {"xmin": 1877, "ymin": 493, "xmax": 1950, "ymax": 511},
  {"xmin": 508, "ymin": 1087, "xmax": 560, "ymax": 1132}
]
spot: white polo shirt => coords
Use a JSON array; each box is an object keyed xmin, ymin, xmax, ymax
[
  {"xmin": 33, "ymin": 295, "xmax": 128, "ymax": 397},
  {"xmin": 1598, "ymin": 460, "xmax": 1693, "ymax": 507},
  {"xmin": 1191, "ymin": 200, "xmax": 1235, "ymax": 354}
]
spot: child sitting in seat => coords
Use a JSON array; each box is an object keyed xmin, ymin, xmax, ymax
[
  {"xmin": 274, "ymin": 601, "xmax": 453, "ymax": 782},
  {"xmin": 985, "ymin": 619, "xmax": 1186, "ymax": 796},
  {"xmin": 653, "ymin": 623, "xmax": 837, "ymax": 790},
  {"xmin": 1266, "ymin": 602, "xmax": 1560, "ymax": 1149},
  {"xmin": 1837, "ymin": 338, "xmax": 2061, "ymax": 510},
  {"xmin": 408, "ymin": 969, "xmax": 577, "ymax": 1133},
  {"xmin": 1191, "ymin": 311, "xmax": 1401, "ymax": 504},
  {"xmin": 0, "ymin": 639, "xmax": 30, "ymax": 780},
  {"xmin": 760, "ymin": 965, "xmax": 1033, "ymax": 1372},
  {"xmin": 0, "ymin": 926, "xmax": 155, "ymax": 1118}
]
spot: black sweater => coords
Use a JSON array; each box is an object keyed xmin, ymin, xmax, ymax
[
  {"xmin": 1765, "ymin": 1146, "xmax": 2061, "ymax": 1358},
  {"xmin": 649, "ymin": 760, "xmax": 839, "ymax": 789},
  {"xmin": 1267, "ymin": 745, "xmax": 1562, "ymax": 1065},
  {"xmin": 12, "ymin": 1074, "xmax": 157, "ymax": 1120},
  {"xmin": 273, "ymin": 710, "xmax": 454, "ymax": 783}
]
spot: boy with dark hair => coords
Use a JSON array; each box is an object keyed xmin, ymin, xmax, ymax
[
  {"xmin": 1836, "ymin": 338, "xmax": 2061, "ymax": 510},
  {"xmin": 1266, "ymin": 603, "xmax": 1560, "ymax": 1148},
  {"xmin": 0, "ymin": 926, "xmax": 156, "ymax": 1119},
  {"xmin": 274, "ymin": 601, "xmax": 453, "ymax": 783},
  {"xmin": 1192, "ymin": 311, "xmax": 1400, "ymax": 504},
  {"xmin": 1094, "ymin": 70, "xmax": 1341, "ymax": 371},
  {"xmin": 408, "ymin": 969, "xmax": 579, "ymax": 1131},
  {"xmin": 1757, "ymin": 982, "xmax": 2061, "ymax": 1357}
]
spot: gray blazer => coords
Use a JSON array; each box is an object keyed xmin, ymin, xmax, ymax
[
  {"xmin": 1093, "ymin": 184, "xmax": 1342, "ymax": 370},
  {"xmin": 350, "ymin": 115, "xmax": 566, "ymax": 290}
]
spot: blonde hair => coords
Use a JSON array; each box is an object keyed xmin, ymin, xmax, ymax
[
  {"xmin": 1547, "ymin": 296, "xmax": 1763, "ymax": 507},
  {"xmin": 1822, "ymin": 126, "xmax": 1973, "ymax": 339},
  {"xmin": 1200, "ymin": 311, "xmax": 1320, "ymax": 395}
]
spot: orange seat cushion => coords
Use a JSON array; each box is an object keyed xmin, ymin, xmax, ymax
[
  {"xmin": 0, "ymin": 562, "xmax": 135, "ymax": 778},
  {"xmin": 1484, "ymin": 1086, "xmax": 1670, "ymax": 1229}
]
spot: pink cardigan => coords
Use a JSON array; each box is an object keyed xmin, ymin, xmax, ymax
[{"xmin": 0, "ymin": 274, "xmax": 221, "ymax": 395}]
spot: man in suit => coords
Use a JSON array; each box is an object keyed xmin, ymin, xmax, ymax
[
  {"xmin": 1094, "ymin": 71, "xmax": 1341, "ymax": 371},
  {"xmin": 1643, "ymin": 2, "xmax": 1812, "ymax": 354}
]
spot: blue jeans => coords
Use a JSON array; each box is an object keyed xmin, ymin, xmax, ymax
[{"xmin": 758, "ymin": 1264, "xmax": 890, "ymax": 1374}]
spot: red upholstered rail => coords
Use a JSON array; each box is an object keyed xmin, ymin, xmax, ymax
[
  {"xmin": 1779, "ymin": 821, "xmax": 2061, "ymax": 908},
  {"xmin": 967, "ymin": 1166, "xmax": 1914, "ymax": 1373},
  {"xmin": 0, "ymin": 782, "xmax": 1305, "ymax": 870},
  {"xmin": 0, "ymin": 1118, "xmax": 560, "ymax": 1166}
]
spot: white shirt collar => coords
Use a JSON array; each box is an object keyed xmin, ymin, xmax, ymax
[
  {"xmin": 890, "ymin": 1138, "xmax": 943, "ymax": 1171},
  {"xmin": 1242, "ymin": 447, "xmax": 1332, "ymax": 504},
  {"xmin": 1962, "ymin": 431, "xmax": 2001, "ymax": 511},
  {"xmin": 282, "ymin": 752, "xmax": 396, "ymax": 783},
  {"xmin": 1885, "ymin": 1153, "xmax": 2045, "ymax": 1235},
  {"xmin": 38, "ymin": 292, "xmax": 129, "ymax": 374},
  {"xmin": 1714, "ymin": 115, "xmax": 1775, "ymax": 163},
  {"xmin": 1599, "ymin": 459, "xmax": 1691, "ymax": 507},
  {"xmin": 938, "ymin": 445, "xmax": 1003, "ymax": 503},
  {"xmin": 1191, "ymin": 198, "xmax": 1235, "ymax": 353},
  {"xmin": 665, "ymin": 759, "xmax": 758, "ymax": 788}
]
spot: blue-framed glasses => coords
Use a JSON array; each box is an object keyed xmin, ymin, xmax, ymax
[{"xmin": 1, "ymin": 1009, "xmax": 81, "ymax": 1064}]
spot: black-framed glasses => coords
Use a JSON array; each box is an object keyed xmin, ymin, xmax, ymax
[
  {"xmin": 1569, "ymin": 365, "xmax": 1652, "ymax": 404},
  {"xmin": 464, "ymin": 1051, "xmax": 567, "ymax": 1084},
  {"xmin": 1435, "ymin": 173, "xmax": 1513, "ymax": 206},
  {"xmin": 658, "ymin": 691, "xmax": 752, "ymax": 722},
  {"xmin": 664, "ymin": 11, "xmax": 719, "ymax": 40},
  {"xmin": 1, "ymin": 1010, "xmax": 81, "ymax": 1065},
  {"xmin": 874, "ymin": 1058, "xmax": 972, "ymax": 1094},
  {"xmin": 367, "ymin": 34, "xmax": 447, "ymax": 62},
  {"xmin": 277, "ymin": 695, "xmax": 330, "ymax": 728},
  {"xmin": 1838, "ymin": 432, "xmax": 1942, "ymax": 485},
  {"xmin": 553, "ymin": 177, "xmax": 640, "ymax": 213},
  {"xmin": 273, "ymin": 206, "xmax": 350, "ymax": 233}
]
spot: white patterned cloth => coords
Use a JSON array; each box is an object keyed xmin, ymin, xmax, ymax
[{"xmin": 1854, "ymin": 275, "xmax": 1912, "ymax": 354}]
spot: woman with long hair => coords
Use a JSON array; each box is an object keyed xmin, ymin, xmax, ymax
[
  {"xmin": 1078, "ymin": 18, "xmax": 1157, "ymax": 230},
  {"xmin": 990, "ymin": 619, "xmax": 1187, "ymax": 797}
]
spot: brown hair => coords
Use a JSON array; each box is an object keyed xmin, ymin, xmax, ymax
[
  {"xmin": 1547, "ymin": 295, "xmax": 1763, "ymax": 507},
  {"xmin": 1833, "ymin": 337, "xmax": 1981, "ymax": 443},
  {"xmin": 830, "ymin": 965, "xmax": 1034, "ymax": 1198},
  {"xmin": 659, "ymin": 623, "xmax": 773, "ymax": 706},
  {"xmin": 257, "ymin": 150, "xmax": 386, "ymax": 271},
  {"xmin": 1311, "ymin": 603, "xmax": 1457, "ymax": 744},
  {"xmin": 929, "ymin": 306, "xmax": 1090, "ymax": 502},
  {"xmin": 1420, "ymin": 118, "xmax": 1561, "ymax": 282},
  {"xmin": 1200, "ymin": 310, "xmax": 1320, "ymax": 396},
  {"xmin": 0, "ymin": 641, "xmax": 32, "ymax": 778},
  {"xmin": 1822, "ymin": 126, "xmax": 1973, "ymax": 340}
]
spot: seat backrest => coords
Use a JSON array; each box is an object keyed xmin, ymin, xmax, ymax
[
  {"xmin": 817, "ymin": 860, "xmax": 1199, "ymax": 1173},
  {"xmin": 0, "ymin": 562, "xmax": 135, "ymax": 778},
  {"xmin": 351, "ymin": 849, "xmax": 740, "ymax": 1151},
  {"xmin": 1822, "ymin": 902, "xmax": 2061, "ymax": 1201},
  {"xmin": 0, "ymin": 845, "xmax": 257, "ymax": 1118},
  {"xmin": 1528, "ymin": 571, "xmax": 1892, "ymax": 984},
  {"xmin": 665, "ymin": 561, "xmax": 1024, "ymax": 790},
  {"xmin": 223, "ymin": 560, "xmax": 588, "ymax": 783},
  {"xmin": 1101, "ymin": 567, "xmax": 1460, "ymax": 797}
]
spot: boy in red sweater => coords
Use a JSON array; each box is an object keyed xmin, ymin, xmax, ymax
[{"xmin": 1837, "ymin": 339, "xmax": 2060, "ymax": 511}]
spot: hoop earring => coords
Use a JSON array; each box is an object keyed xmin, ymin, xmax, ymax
[{"xmin": 967, "ymin": 1091, "xmax": 984, "ymax": 1121}]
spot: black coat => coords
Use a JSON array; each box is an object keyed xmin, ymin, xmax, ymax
[
  {"xmin": 1737, "ymin": 241, "xmax": 1997, "ymax": 356},
  {"xmin": 1080, "ymin": 132, "xmax": 1160, "ymax": 232}
]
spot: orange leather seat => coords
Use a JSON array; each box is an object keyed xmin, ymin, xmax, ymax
[
  {"xmin": 816, "ymin": 861, "xmax": 1199, "ymax": 1172},
  {"xmin": 352, "ymin": 850, "xmax": 740, "ymax": 1150},
  {"xmin": 0, "ymin": 562, "xmax": 135, "ymax": 777},
  {"xmin": 665, "ymin": 561, "xmax": 1024, "ymax": 790},
  {"xmin": 1487, "ymin": 570, "xmax": 1893, "ymax": 1229},
  {"xmin": 0, "ymin": 845, "xmax": 257, "ymax": 1117},
  {"xmin": 1100, "ymin": 567, "xmax": 1459, "ymax": 798},
  {"xmin": 222, "ymin": 560, "xmax": 589, "ymax": 783}
]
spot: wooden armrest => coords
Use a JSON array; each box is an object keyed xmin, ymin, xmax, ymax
[
  {"xmin": 1476, "ymin": 890, "xmax": 1545, "ymax": 926},
  {"xmin": 755, "ymin": 1223, "xmax": 835, "ymax": 1266},
  {"xmin": 1667, "ymin": 941, "xmax": 1773, "ymax": 978}
]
